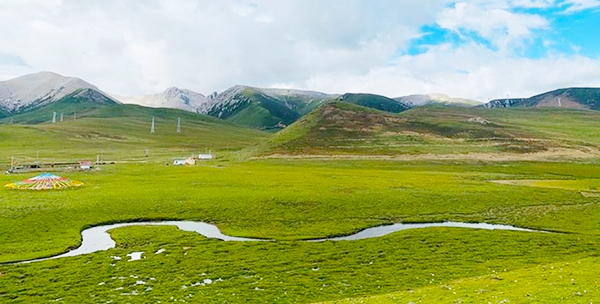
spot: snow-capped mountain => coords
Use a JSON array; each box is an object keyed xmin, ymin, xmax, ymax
[
  {"xmin": 0, "ymin": 71, "xmax": 103, "ymax": 113},
  {"xmin": 395, "ymin": 93, "xmax": 481, "ymax": 107},
  {"xmin": 114, "ymin": 87, "xmax": 211, "ymax": 113}
]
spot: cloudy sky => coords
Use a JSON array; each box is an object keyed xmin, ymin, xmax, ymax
[{"xmin": 0, "ymin": 0, "xmax": 599, "ymax": 101}]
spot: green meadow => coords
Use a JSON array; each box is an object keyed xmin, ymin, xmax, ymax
[{"xmin": 2, "ymin": 105, "xmax": 600, "ymax": 302}]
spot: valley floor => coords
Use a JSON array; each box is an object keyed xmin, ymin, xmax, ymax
[{"xmin": 1, "ymin": 159, "xmax": 600, "ymax": 303}]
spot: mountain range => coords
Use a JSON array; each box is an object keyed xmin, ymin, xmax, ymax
[
  {"xmin": 484, "ymin": 88, "xmax": 600, "ymax": 110},
  {"xmin": 2, "ymin": 72, "xmax": 600, "ymax": 130},
  {"xmin": 0, "ymin": 72, "xmax": 484, "ymax": 129}
]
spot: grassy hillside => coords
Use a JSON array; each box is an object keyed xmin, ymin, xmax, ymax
[
  {"xmin": 339, "ymin": 93, "xmax": 409, "ymax": 113},
  {"xmin": 206, "ymin": 88, "xmax": 412, "ymax": 130},
  {"xmin": 206, "ymin": 87, "xmax": 328, "ymax": 129},
  {"xmin": 259, "ymin": 102, "xmax": 600, "ymax": 160},
  {"xmin": 0, "ymin": 93, "xmax": 268, "ymax": 165}
]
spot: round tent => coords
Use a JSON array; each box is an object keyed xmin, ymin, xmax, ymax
[{"xmin": 5, "ymin": 173, "xmax": 84, "ymax": 190}]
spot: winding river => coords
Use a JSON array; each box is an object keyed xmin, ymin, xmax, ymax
[{"xmin": 20, "ymin": 221, "xmax": 541, "ymax": 264}]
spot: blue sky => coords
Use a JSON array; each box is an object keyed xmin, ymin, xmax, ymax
[
  {"xmin": 0, "ymin": 0, "xmax": 599, "ymax": 101},
  {"xmin": 407, "ymin": 3, "xmax": 600, "ymax": 58}
]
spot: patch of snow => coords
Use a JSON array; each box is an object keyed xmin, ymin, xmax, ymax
[
  {"xmin": 127, "ymin": 252, "xmax": 144, "ymax": 261},
  {"xmin": 111, "ymin": 256, "xmax": 122, "ymax": 260},
  {"xmin": 114, "ymin": 87, "xmax": 210, "ymax": 113},
  {"xmin": 467, "ymin": 117, "xmax": 491, "ymax": 125},
  {"xmin": 203, "ymin": 279, "xmax": 213, "ymax": 284},
  {"xmin": 155, "ymin": 249, "xmax": 166, "ymax": 254}
]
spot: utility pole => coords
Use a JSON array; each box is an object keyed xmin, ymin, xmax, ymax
[
  {"xmin": 151, "ymin": 117, "xmax": 155, "ymax": 134},
  {"xmin": 52, "ymin": 112, "xmax": 56, "ymax": 123},
  {"xmin": 177, "ymin": 117, "xmax": 181, "ymax": 134}
]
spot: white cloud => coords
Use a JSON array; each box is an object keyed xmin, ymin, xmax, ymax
[
  {"xmin": 509, "ymin": 0, "xmax": 556, "ymax": 8},
  {"xmin": 563, "ymin": 0, "xmax": 600, "ymax": 12},
  {"xmin": 293, "ymin": 43, "xmax": 600, "ymax": 101},
  {"xmin": 437, "ymin": 1, "xmax": 549, "ymax": 51},
  {"xmin": 0, "ymin": 0, "xmax": 446, "ymax": 95},
  {"xmin": 0, "ymin": 0, "xmax": 597, "ymax": 102}
]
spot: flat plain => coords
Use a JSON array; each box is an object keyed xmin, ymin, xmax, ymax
[{"xmin": 1, "ymin": 104, "xmax": 600, "ymax": 303}]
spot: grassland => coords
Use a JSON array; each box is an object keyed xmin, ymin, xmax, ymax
[
  {"xmin": 1, "ymin": 159, "xmax": 600, "ymax": 302},
  {"xmin": 326, "ymin": 257, "xmax": 600, "ymax": 303},
  {"xmin": 0, "ymin": 104, "xmax": 267, "ymax": 166},
  {"xmin": 2, "ymin": 105, "xmax": 600, "ymax": 302}
]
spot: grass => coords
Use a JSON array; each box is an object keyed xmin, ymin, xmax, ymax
[
  {"xmin": 325, "ymin": 257, "xmax": 600, "ymax": 303},
  {"xmin": 3, "ymin": 159, "xmax": 600, "ymax": 263},
  {"xmin": 0, "ymin": 109, "xmax": 267, "ymax": 166},
  {"xmin": 0, "ymin": 225, "xmax": 598, "ymax": 303}
]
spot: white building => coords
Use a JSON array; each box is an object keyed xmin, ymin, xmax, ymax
[
  {"xmin": 173, "ymin": 159, "xmax": 187, "ymax": 166},
  {"xmin": 197, "ymin": 154, "xmax": 213, "ymax": 160}
]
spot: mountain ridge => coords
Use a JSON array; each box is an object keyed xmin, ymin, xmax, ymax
[
  {"xmin": 484, "ymin": 88, "xmax": 600, "ymax": 110},
  {"xmin": 0, "ymin": 72, "xmax": 119, "ymax": 114}
]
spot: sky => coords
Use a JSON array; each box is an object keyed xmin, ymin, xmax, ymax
[{"xmin": 0, "ymin": 0, "xmax": 599, "ymax": 101}]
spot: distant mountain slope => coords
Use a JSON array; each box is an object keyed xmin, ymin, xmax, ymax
[
  {"xmin": 204, "ymin": 89, "xmax": 415, "ymax": 129},
  {"xmin": 257, "ymin": 102, "xmax": 600, "ymax": 160},
  {"xmin": 338, "ymin": 93, "xmax": 410, "ymax": 113},
  {"xmin": 204, "ymin": 86, "xmax": 336, "ymax": 129},
  {"xmin": 396, "ymin": 94, "xmax": 481, "ymax": 107},
  {"xmin": 0, "ymin": 72, "xmax": 110, "ymax": 114},
  {"xmin": 114, "ymin": 87, "xmax": 210, "ymax": 113},
  {"xmin": 2, "ymin": 88, "xmax": 119, "ymax": 124},
  {"xmin": 485, "ymin": 88, "xmax": 600, "ymax": 109}
]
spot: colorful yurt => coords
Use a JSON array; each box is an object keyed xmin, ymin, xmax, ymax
[{"xmin": 5, "ymin": 173, "xmax": 84, "ymax": 190}]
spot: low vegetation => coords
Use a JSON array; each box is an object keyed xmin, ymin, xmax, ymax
[
  {"xmin": 2, "ymin": 101, "xmax": 600, "ymax": 302},
  {"xmin": 261, "ymin": 102, "xmax": 600, "ymax": 160}
]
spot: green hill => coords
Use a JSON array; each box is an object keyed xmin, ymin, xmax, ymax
[
  {"xmin": 338, "ymin": 93, "xmax": 410, "ymax": 113},
  {"xmin": 206, "ymin": 86, "xmax": 332, "ymax": 130},
  {"xmin": 259, "ymin": 102, "xmax": 600, "ymax": 160},
  {"xmin": 205, "ymin": 88, "xmax": 411, "ymax": 130}
]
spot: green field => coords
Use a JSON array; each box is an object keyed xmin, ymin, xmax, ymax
[{"xmin": 2, "ymin": 104, "xmax": 600, "ymax": 303}]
